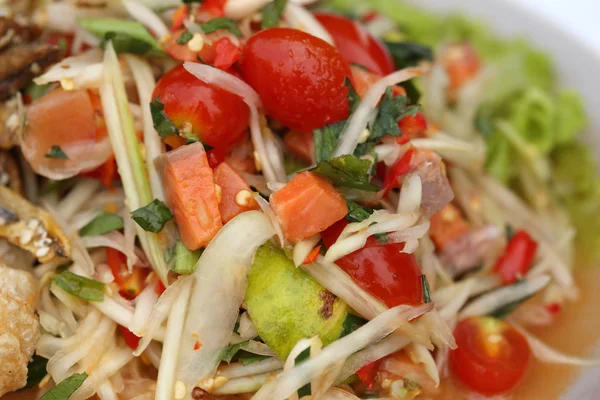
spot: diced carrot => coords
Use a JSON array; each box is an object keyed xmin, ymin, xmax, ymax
[
  {"xmin": 270, "ymin": 172, "xmax": 348, "ymax": 243},
  {"xmin": 283, "ymin": 130, "xmax": 314, "ymax": 165},
  {"xmin": 350, "ymin": 64, "xmax": 406, "ymax": 98},
  {"xmin": 158, "ymin": 142, "xmax": 223, "ymax": 250},
  {"xmin": 213, "ymin": 162, "xmax": 259, "ymax": 223},
  {"xmin": 429, "ymin": 204, "xmax": 470, "ymax": 251}
]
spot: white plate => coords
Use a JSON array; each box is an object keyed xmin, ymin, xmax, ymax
[{"xmin": 404, "ymin": 1, "xmax": 600, "ymax": 398}]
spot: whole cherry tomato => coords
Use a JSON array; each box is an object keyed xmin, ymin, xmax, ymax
[
  {"xmin": 314, "ymin": 12, "xmax": 395, "ymax": 76},
  {"xmin": 152, "ymin": 65, "xmax": 250, "ymax": 151},
  {"xmin": 321, "ymin": 219, "xmax": 423, "ymax": 307},
  {"xmin": 449, "ymin": 316, "xmax": 531, "ymax": 396},
  {"xmin": 240, "ymin": 28, "xmax": 351, "ymax": 134}
]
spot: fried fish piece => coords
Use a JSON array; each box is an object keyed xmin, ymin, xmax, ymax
[
  {"xmin": 0, "ymin": 43, "xmax": 61, "ymax": 101},
  {"xmin": 0, "ymin": 264, "xmax": 37, "ymax": 307},
  {"xmin": 0, "ymin": 332, "xmax": 29, "ymax": 397}
]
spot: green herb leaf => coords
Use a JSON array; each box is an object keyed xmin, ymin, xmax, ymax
[
  {"xmin": 345, "ymin": 77, "xmax": 360, "ymax": 114},
  {"xmin": 421, "ymin": 274, "xmax": 431, "ymax": 303},
  {"xmin": 53, "ymin": 271, "xmax": 105, "ymax": 302},
  {"xmin": 238, "ymin": 352, "xmax": 269, "ymax": 366},
  {"xmin": 25, "ymin": 82, "xmax": 55, "ymax": 101},
  {"xmin": 374, "ymin": 232, "xmax": 389, "ymax": 245},
  {"xmin": 313, "ymin": 120, "xmax": 346, "ymax": 163},
  {"xmin": 45, "ymin": 145, "xmax": 68, "ymax": 160},
  {"xmin": 345, "ymin": 200, "xmax": 373, "ymax": 223},
  {"xmin": 131, "ymin": 199, "xmax": 174, "ymax": 233},
  {"xmin": 339, "ymin": 313, "xmax": 367, "ymax": 338},
  {"xmin": 40, "ymin": 372, "xmax": 88, "ymax": 400},
  {"xmin": 183, "ymin": 0, "xmax": 202, "ymax": 3},
  {"xmin": 173, "ymin": 241, "xmax": 202, "ymax": 275},
  {"xmin": 150, "ymin": 97, "xmax": 178, "ymax": 139},
  {"xmin": 310, "ymin": 155, "xmax": 377, "ymax": 191},
  {"xmin": 371, "ymin": 88, "xmax": 420, "ymax": 141},
  {"xmin": 79, "ymin": 18, "xmax": 163, "ymax": 56},
  {"xmin": 176, "ymin": 30, "xmax": 193, "ymax": 45},
  {"xmin": 201, "ymin": 17, "xmax": 243, "ymax": 38},
  {"xmin": 353, "ymin": 141, "xmax": 376, "ymax": 159},
  {"xmin": 384, "ymin": 41, "xmax": 433, "ymax": 69},
  {"xmin": 475, "ymin": 106, "xmax": 495, "ymax": 138},
  {"xmin": 220, "ymin": 340, "xmax": 249, "ymax": 363},
  {"xmin": 79, "ymin": 212, "xmax": 124, "ymax": 237},
  {"xmin": 261, "ymin": 0, "xmax": 288, "ymax": 29},
  {"xmin": 23, "ymin": 355, "xmax": 48, "ymax": 390}
]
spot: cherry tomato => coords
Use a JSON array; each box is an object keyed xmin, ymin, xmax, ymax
[
  {"xmin": 119, "ymin": 325, "xmax": 141, "ymax": 350},
  {"xmin": 493, "ymin": 230, "xmax": 538, "ymax": 284},
  {"xmin": 321, "ymin": 219, "xmax": 423, "ymax": 307},
  {"xmin": 283, "ymin": 130, "xmax": 315, "ymax": 165},
  {"xmin": 449, "ymin": 316, "xmax": 531, "ymax": 396},
  {"xmin": 382, "ymin": 148, "xmax": 415, "ymax": 196},
  {"xmin": 240, "ymin": 28, "xmax": 351, "ymax": 134},
  {"xmin": 213, "ymin": 37, "xmax": 241, "ymax": 71},
  {"xmin": 350, "ymin": 65, "xmax": 406, "ymax": 98},
  {"xmin": 439, "ymin": 42, "xmax": 481, "ymax": 100},
  {"xmin": 199, "ymin": 0, "xmax": 227, "ymax": 16},
  {"xmin": 356, "ymin": 359, "xmax": 383, "ymax": 389},
  {"xmin": 314, "ymin": 12, "xmax": 395, "ymax": 76},
  {"xmin": 152, "ymin": 65, "xmax": 250, "ymax": 151},
  {"xmin": 106, "ymin": 248, "xmax": 150, "ymax": 300},
  {"xmin": 398, "ymin": 112, "xmax": 427, "ymax": 139}
]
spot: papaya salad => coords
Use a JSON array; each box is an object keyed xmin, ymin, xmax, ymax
[{"xmin": 0, "ymin": 0, "xmax": 598, "ymax": 399}]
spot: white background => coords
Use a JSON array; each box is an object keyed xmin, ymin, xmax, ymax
[{"xmin": 512, "ymin": 0, "xmax": 600, "ymax": 54}]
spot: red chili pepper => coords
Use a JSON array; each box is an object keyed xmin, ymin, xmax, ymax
[
  {"xmin": 155, "ymin": 280, "xmax": 166, "ymax": 296},
  {"xmin": 106, "ymin": 248, "xmax": 150, "ymax": 300},
  {"xmin": 119, "ymin": 325, "xmax": 141, "ymax": 350},
  {"xmin": 356, "ymin": 359, "xmax": 382, "ymax": 389},
  {"xmin": 546, "ymin": 302, "xmax": 561, "ymax": 314},
  {"xmin": 200, "ymin": 0, "xmax": 227, "ymax": 17},
  {"xmin": 493, "ymin": 230, "xmax": 538, "ymax": 284},
  {"xmin": 398, "ymin": 112, "xmax": 427, "ymax": 139},
  {"xmin": 170, "ymin": 5, "xmax": 189, "ymax": 32},
  {"xmin": 382, "ymin": 148, "xmax": 415, "ymax": 196},
  {"xmin": 303, "ymin": 245, "xmax": 321, "ymax": 265},
  {"xmin": 213, "ymin": 38, "xmax": 242, "ymax": 71}
]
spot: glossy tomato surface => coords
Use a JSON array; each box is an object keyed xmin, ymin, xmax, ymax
[
  {"xmin": 314, "ymin": 12, "xmax": 395, "ymax": 76},
  {"xmin": 240, "ymin": 28, "xmax": 351, "ymax": 134},
  {"xmin": 152, "ymin": 65, "xmax": 250, "ymax": 151},
  {"xmin": 449, "ymin": 317, "xmax": 531, "ymax": 396},
  {"xmin": 321, "ymin": 219, "xmax": 423, "ymax": 307}
]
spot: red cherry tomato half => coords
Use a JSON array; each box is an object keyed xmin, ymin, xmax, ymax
[
  {"xmin": 152, "ymin": 65, "xmax": 250, "ymax": 151},
  {"xmin": 321, "ymin": 219, "xmax": 423, "ymax": 307},
  {"xmin": 240, "ymin": 28, "xmax": 351, "ymax": 134},
  {"xmin": 493, "ymin": 230, "xmax": 538, "ymax": 284},
  {"xmin": 449, "ymin": 316, "xmax": 531, "ymax": 396},
  {"xmin": 314, "ymin": 12, "xmax": 395, "ymax": 76}
]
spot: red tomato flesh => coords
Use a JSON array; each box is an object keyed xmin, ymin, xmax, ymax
[
  {"xmin": 321, "ymin": 219, "xmax": 423, "ymax": 307},
  {"xmin": 449, "ymin": 316, "xmax": 531, "ymax": 396},
  {"xmin": 493, "ymin": 230, "xmax": 538, "ymax": 284},
  {"xmin": 314, "ymin": 12, "xmax": 395, "ymax": 76},
  {"xmin": 119, "ymin": 325, "xmax": 141, "ymax": 350},
  {"xmin": 152, "ymin": 65, "xmax": 250, "ymax": 151},
  {"xmin": 240, "ymin": 28, "xmax": 351, "ymax": 134}
]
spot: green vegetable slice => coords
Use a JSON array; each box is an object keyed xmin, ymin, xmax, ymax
[
  {"xmin": 131, "ymin": 199, "xmax": 174, "ymax": 233},
  {"xmin": 201, "ymin": 17, "xmax": 243, "ymax": 37},
  {"xmin": 310, "ymin": 155, "xmax": 377, "ymax": 191},
  {"xmin": 172, "ymin": 241, "xmax": 202, "ymax": 275},
  {"xmin": 79, "ymin": 18, "xmax": 163, "ymax": 56},
  {"xmin": 40, "ymin": 372, "xmax": 88, "ymax": 400},
  {"xmin": 150, "ymin": 97, "xmax": 178, "ymax": 139},
  {"xmin": 79, "ymin": 212, "xmax": 124, "ymax": 237},
  {"xmin": 261, "ymin": 0, "xmax": 288, "ymax": 29},
  {"xmin": 45, "ymin": 145, "xmax": 68, "ymax": 160},
  {"xmin": 53, "ymin": 271, "xmax": 105, "ymax": 302}
]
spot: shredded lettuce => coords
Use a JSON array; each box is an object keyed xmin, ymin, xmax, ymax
[{"xmin": 554, "ymin": 90, "xmax": 587, "ymax": 145}]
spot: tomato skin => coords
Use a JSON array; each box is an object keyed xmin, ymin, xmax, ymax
[
  {"xmin": 493, "ymin": 230, "xmax": 538, "ymax": 284},
  {"xmin": 314, "ymin": 12, "xmax": 395, "ymax": 76},
  {"xmin": 152, "ymin": 65, "xmax": 250, "ymax": 151},
  {"xmin": 356, "ymin": 359, "xmax": 383, "ymax": 389},
  {"xmin": 321, "ymin": 219, "xmax": 423, "ymax": 307},
  {"xmin": 398, "ymin": 112, "xmax": 427, "ymax": 139},
  {"xmin": 213, "ymin": 37, "xmax": 241, "ymax": 71},
  {"xmin": 449, "ymin": 317, "xmax": 531, "ymax": 396},
  {"xmin": 382, "ymin": 148, "xmax": 415, "ymax": 196},
  {"xmin": 240, "ymin": 28, "xmax": 351, "ymax": 134}
]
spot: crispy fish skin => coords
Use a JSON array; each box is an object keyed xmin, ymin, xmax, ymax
[{"xmin": 0, "ymin": 332, "xmax": 29, "ymax": 397}]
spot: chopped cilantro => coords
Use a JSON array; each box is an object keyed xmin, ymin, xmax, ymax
[
  {"xmin": 176, "ymin": 30, "xmax": 193, "ymax": 45},
  {"xmin": 370, "ymin": 87, "xmax": 420, "ymax": 141},
  {"xmin": 131, "ymin": 199, "xmax": 174, "ymax": 233},
  {"xmin": 310, "ymin": 155, "xmax": 378, "ymax": 191},
  {"xmin": 201, "ymin": 17, "xmax": 243, "ymax": 38},
  {"xmin": 261, "ymin": 0, "xmax": 288, "ymax": 29}
]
